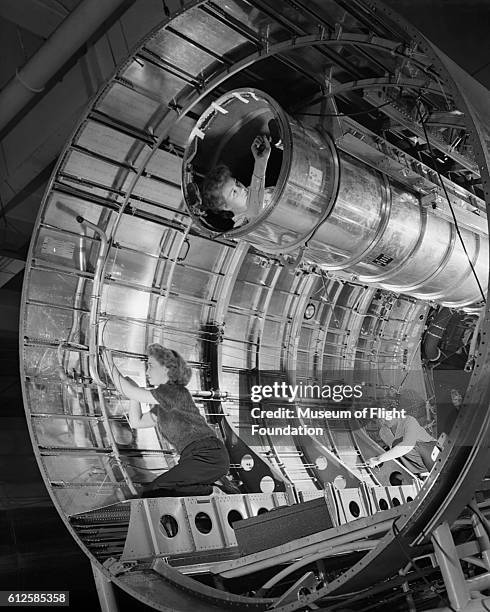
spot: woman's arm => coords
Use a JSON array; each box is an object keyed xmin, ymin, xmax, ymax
[
  {"xmin": 368, "ymin": 443, "xmax": 415, "ymax": 466},
  {"xmin": 105, "ymin": 351, "xmax": 156, "ymax": 404},
  {"xmin": 128, "ymin": 399, "xmax": 157, "ymax": 429},
  {"xmin": 247, "ymin": 135, "xmax": 271, "ymax": 217}
]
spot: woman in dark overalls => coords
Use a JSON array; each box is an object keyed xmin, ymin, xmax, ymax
[{"xmin": 106, "ymin": 344, "xmax": 230, "ymax": 497}]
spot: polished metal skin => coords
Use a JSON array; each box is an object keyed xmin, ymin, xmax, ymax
[
  {"xmin": 183, "ymin": 89, "xmax": 339, "ymax": 250},
  {"xmin": 184, "ymin": 88, "xmax": 488, "ymax": 307},
  {"xmin": 18, "ymin": 0, "xmax": 490, "ymax": 610}
]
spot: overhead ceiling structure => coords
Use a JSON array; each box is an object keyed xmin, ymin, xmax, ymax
[{"xmin": 11, "ymin": 1, "xmax": 490, "ymax": 610}]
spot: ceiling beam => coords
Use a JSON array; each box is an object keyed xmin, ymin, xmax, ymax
[
  {"xmin": 0, "ymin": 234, "xmax": 30, "ymax": 261},
  {"xmin": 1, "ymin": 159, "xmax": 55, "ymax": 218},
  {"xmin": 0, "ymin": 0, "xmax": 168, "ymax": 228},
  {"xmin": 0, "ymin": 0, "xmax": 134, "ymax": 136},
  {"xmin": 0, "ymin": 0, "xmax": 67, "ymax": 40}
]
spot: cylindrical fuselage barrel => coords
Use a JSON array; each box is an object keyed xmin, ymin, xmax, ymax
[{"xmin": 182, "ymin": 89, "xmax": 487, "ymax": 308}]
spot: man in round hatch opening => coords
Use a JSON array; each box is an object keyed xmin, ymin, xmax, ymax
[
  {"xmin": 367, "ymin": 414, "xmax": 437, "ymax": 478},
  {"xmin": 201, "ymin": 134, "xmax": 274, "ymax": 231},
  {"xmin": 105, "ymin": 345, "xmax": 230, "ymax": 498}
]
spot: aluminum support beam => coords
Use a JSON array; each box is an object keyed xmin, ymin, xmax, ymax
[
  {"xmin": 432, "ymin": 522, "xmax": 470, "ymax": 611},
  {"xmin": 91, "ymin": 562, "xmax": 119, "ymax": 612}
]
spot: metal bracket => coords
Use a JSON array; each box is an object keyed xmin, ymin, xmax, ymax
[
  {"xmin": 270, "ymin": 571, "xmax": 320, "ymax": 608},
  {"xmin": 103, "ymin": 557, "xmax": 137, "ymax": 577}
]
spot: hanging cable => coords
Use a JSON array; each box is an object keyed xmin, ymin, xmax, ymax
[{"xmin": 416, "ymin": 102, "xmax": 486, "ymax": 304}]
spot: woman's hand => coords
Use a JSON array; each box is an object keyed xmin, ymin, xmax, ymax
[
  {"xmin": 251, "ymin": 134, "xmax": 271, "ymax": 163},
  {"xmin": 103, "ymin": 349, "xmax": 155, "ymax": 404},
  {"xmin": 367, "ymin": 456, "xmax": 382, "ymax": 467}
]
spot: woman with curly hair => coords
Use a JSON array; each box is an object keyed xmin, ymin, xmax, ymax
[
  {"xmin": 106, "ymin": 344, "xmax": 230, "ymax": 498},
  {"xmin": 200, "ymin": 134, "xmax": 274, "ymax": 230}
]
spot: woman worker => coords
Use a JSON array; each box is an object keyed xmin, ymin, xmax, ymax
[
  {"xmin": 200, "ymin": 133, "xmax": 273, "ymax": 230},
  {"xmin": 105, "ymin": 344, "xmax": 230, "ymax": 498},
  {"xmin": 367, "ymin": 414, "xmax": 437, "ymax": 478}
]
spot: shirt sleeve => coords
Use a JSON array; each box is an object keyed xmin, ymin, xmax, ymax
[
  {"xmin": 400, "ymin": 416, "xmax": 422, "ymax": 446},
  {"xmin": 150, "ymin": 386, "xmax": 171, "ymax": 414},
  {"xmin": 246, "ymin": 173, "xmax": 266, "ymax": 218},
  {"xmin": 379, "ymin": 424, "xmax": 394, "ymax": 447}
]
